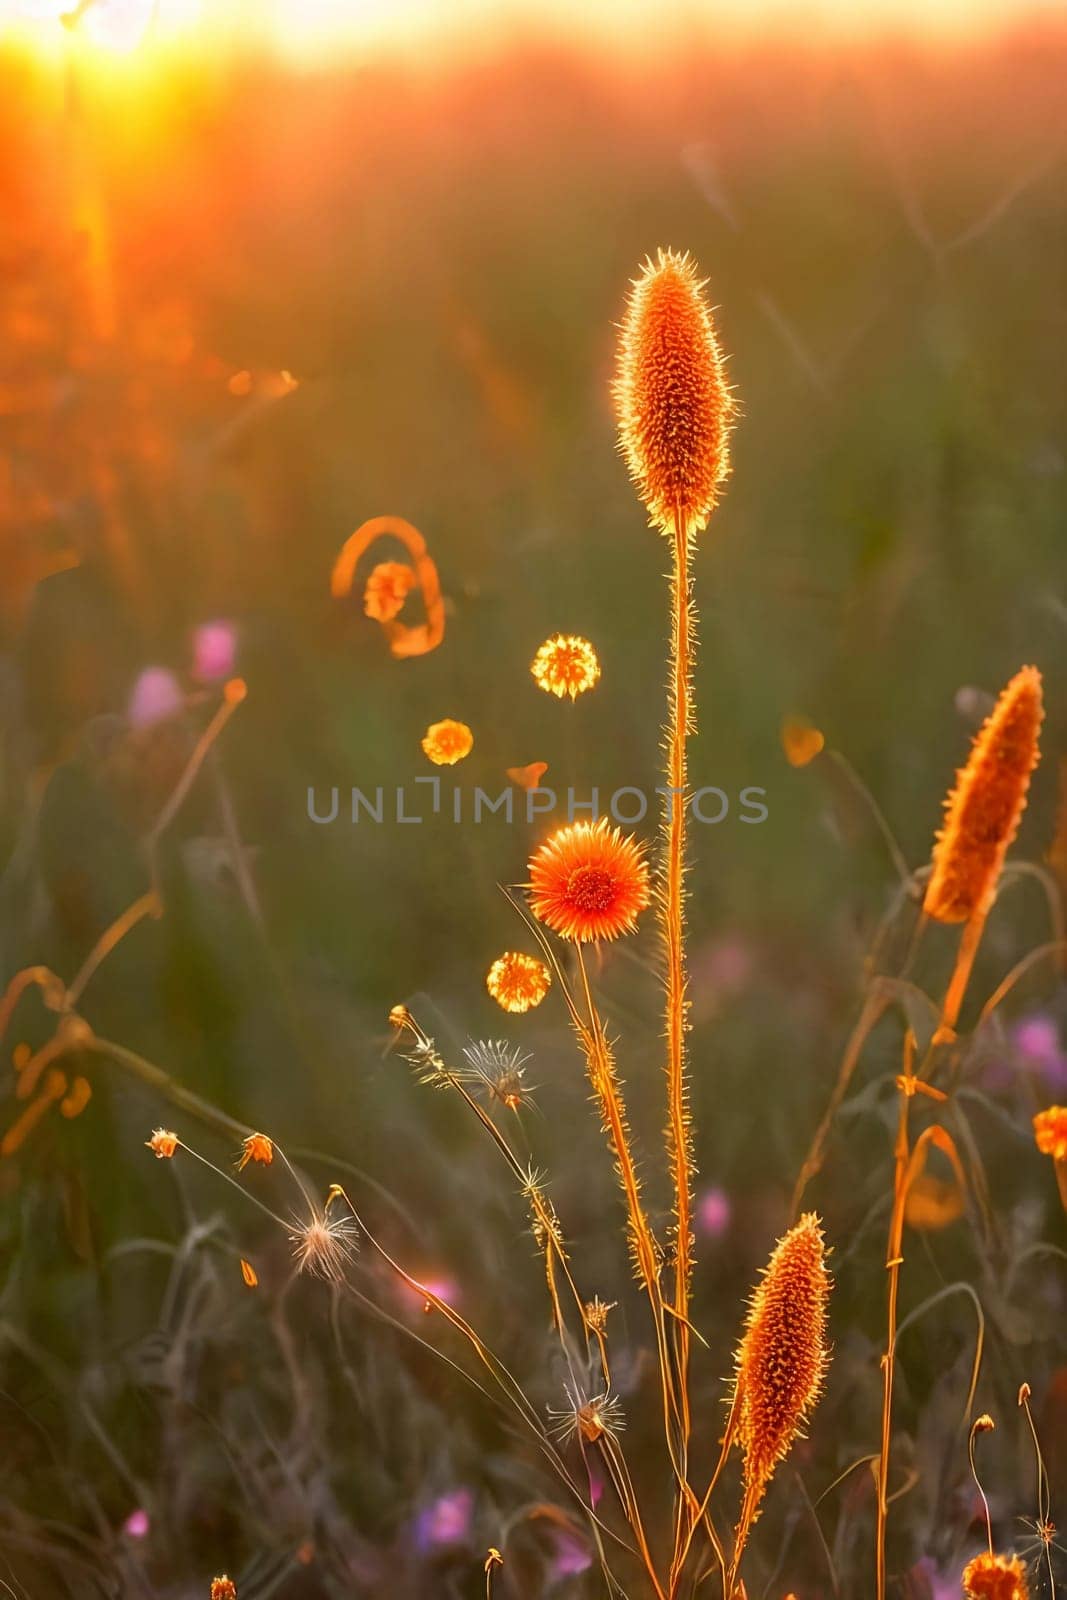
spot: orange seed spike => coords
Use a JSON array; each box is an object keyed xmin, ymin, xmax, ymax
[
  {"xmin": 614, "ymin": 247, "xmax": 735, "ymax": 538},
  {"xmin": 924, "ymin": 666, "xmax": 1043, "ymax": 925}
]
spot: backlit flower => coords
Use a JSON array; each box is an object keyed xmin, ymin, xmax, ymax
[
  {"xmin": 734, "ymin": 1213, "xmax": 831, "ymax": 1519},
  {"xmin": 459, "ymin": 1039, "xmax": 534, "ymax": 1110},
  {"xmin": 422, "ymin": 718, "xmax": 474, "ymax": 766},
  {"xmin": 210, "ymin": 1580, "xmax": 238, "ymax": 1600},
  {"xmin": 146, "ymin": 1128, "xmax": 178, "ymax": 1159},
  {"xmin": 1033, "ymin": 1105, "xmax": 1067, "ymax": 1163},
  {"xmin": 614, "ymin": 247, "xmax": 735, "ymax": 537},
  {"xmin": 236, "ymin": 1132, "xmax": 274, "ymax": 1171},
  {"xmin": 486, "ymin": 951, "xmax": 551, "ymax": 1013},
  {"xmin": 530, "ymin": 635, "xmax": 600, "ymax": 700},
  {"xmin": 548, "ymin": 1385, "xmax": 625, "ymax": 1445},
  {"xmin": 924, "ymin": 666, "xmax": 1043, "ymax": 924},
  {"xmin": 290, "ymin": 1192, "xmax": 360, "ymax": 1282},
  {"xmin": 781, "ymin": 716, "xmax": 825, "ymax": 768},
  {"xmin": 962, "ymin": 1551, "xmax": 1029, "ymax": 1600},
  {"xmin": 364, "ymin": 560, "xmax": 416, "ymax": 622},
  {"xmin": 527, "ymin": 819, "xmax": 650, "ymax": 943}
]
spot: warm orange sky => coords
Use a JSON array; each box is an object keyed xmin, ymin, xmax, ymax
[{"xmin": 2, "ymin": 0, "xmax": 1060, "ymax": 61}]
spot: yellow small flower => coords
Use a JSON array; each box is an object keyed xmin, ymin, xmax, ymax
[
  {"xmin": 422, "ymin": 718, "xmax": 474, "ymax": 766},
  {"xmin": 486, "ymin": 951, "xmax": 552, "ymax": 1013},
  {"xmin": 146, "ymin": 1128, "xmax": 178, "ymax": 1160},
  {"xmin": 531, "ymin": 635, "xmax": 600, "ymax": 700},
  {"xmin": 240, "ymin": 1259, "xmax": 259, "ymax": 1288}
]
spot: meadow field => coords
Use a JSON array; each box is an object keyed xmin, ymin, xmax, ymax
[{"xmin": 2, "ymin": 10, "xmax": 1067, "ymax": 1597}]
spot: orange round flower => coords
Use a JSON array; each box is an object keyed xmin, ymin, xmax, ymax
[
  {"xmin": 614, "ymin": 247, "xmax": 735, "ymax": 537},
  {"xmin": 962, "ymin": 1551, "xmax": 1029, "ymax": 1600},
  {"xmin": 486, "ymin": 951, "xmax": 552, "ymax": 1013},
  {"xmin": 210, "ymin": 1580, "xmax": 238, "ymax": 1600},
  {"xmin": 364, "ymin": 560, "xmax": 416, "ymax": 622},
  {"xmin": 237, "ymin": 1132, "xmax": 274, "ymax": 1171},
  {"xmin": 527, "ymin": 819, "xmax": 650, "ymax": 943},
  {"xmin": 422, "ymin": 718, "xmax": 474, "ymax": 766},
  {"xmin": 1034, "ymin": 1105, "xmax": 1067, "ymax": 1163},
  {"xmin": 146, "ymin": 1128, "xmax": 178, "ymax": 1160},
  {"xmin": 530, "ymin": 635, "xmax": 600, "ymax": 700},
  {"xmin": 924, "ymin": 666, "xmax": 1043, "ymax": 924}
]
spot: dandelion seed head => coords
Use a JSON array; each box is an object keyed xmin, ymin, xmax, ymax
[
  {"xmin": 549, "ymin": 1385, "xmax": 625, "ymax": 1445},
  {"xmin": 364, "ymin": 560, "xmax": 416, "ymax": 622},
  {"xmin": 461, "ymin": 1039, "xmax": 534, "ymax": 1110},
  {"xmin": 422, "ymin": 718, "xmax": 474, "ymax": 766},
  {"xmin": 486, "ymin": 951, "xmax": 552, "ymax": 1012},
  {"xmin": 530, "ymin": 635, "xmax": 601, "ymax": 700},
  {"xmin": 146, "ymin": 1128, "xmax": 178, "ymax": 1159},
  {"xmin": 528, "ymin": 819, "xmax": 650, "ymax": 943},
  {"xmin": 962, "ymin": 1550, "xmax": 1029, "ymax": 1599},
  {"xmin": 734, "ymin": 1212, "xmax": 831, "ymax": 1516},
  {"xmin": 290, "ymin": 1206, "xmax": 359, "ymax": 1282},
  {"xmin": 925, "ymin": 666, "xmax": 1043, "ymax": 924},
  {"xmin": 1033, "ymin": 1105, "xmax": 1067, "ymax": 1162},
  {"xmin": 614, "ymin": 247, "xmax": 735, "ymax": 537}
]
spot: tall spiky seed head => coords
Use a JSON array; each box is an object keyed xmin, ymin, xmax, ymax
[
  {"xmin": 924, "ymin": 666, "xmax": 1043, "ymax": 924},
  {"xmin": 734, "ymin": 1212, "xmax": 831, "ymax": 1516},
  {"xmin": 614, "ymin": 247, "xmax": 735, "ymax": 538},
  {"xmin": 961, "ymin": 1551, "xmax": 1029, "ymax": 1600}
]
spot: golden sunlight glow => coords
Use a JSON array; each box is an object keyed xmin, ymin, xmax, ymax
[{"xmin": 0, "ymin": 0, "xmax": 1046, "ymax": 67}]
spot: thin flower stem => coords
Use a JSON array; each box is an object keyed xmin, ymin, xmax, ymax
[
  {"xmin": 65, "ymin": 892, "xmax": 160, "ymax": 1008},
  {"xmin": 665, "ymin": 504, "xmax": 695, "ymax": 1447},
  {"xmin": 574, "ymin": 951, "xmax": 696, "ymax": 1526}
]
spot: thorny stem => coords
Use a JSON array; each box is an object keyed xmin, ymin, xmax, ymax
[
  {"xmin": 665, "ymin": 505, "xmax": 696, "ymax": 1456},
  {"xmin": 876, "ymin": 1033, "xmax": 914, "ymax": 1600}
]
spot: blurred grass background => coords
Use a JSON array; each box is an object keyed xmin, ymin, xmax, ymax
[{"xmin": 2, "ymin": 15, "xmax": 1067, "ymax": 1597}]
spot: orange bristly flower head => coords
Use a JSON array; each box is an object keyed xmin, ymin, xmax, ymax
[
  {"xmin": 486, "ymin": 951, "xmax": 552, "ymax": 1013},
  {"xmin": 1034, "ymin": 1105, "xmax": 1067, "ymax": 1162},
  {"xmin": 421, "ymin": 718, "xmax": 474, "ymax": 766},
  {"xmin": 210, "ymin": 1579, "xmax": 238, "ymax": 1600},
  {"xmin": 146, "ymin": 1128, "xmax": 178, "ymax": 1160},
  {"xmin": 527, "ymin": 819, "xmax": 650, "ymax": 943},
  {"xmin": 237, "ymin": 1132, "xmax": 274, "ymax": 1172},
  {"xmin": 924, "ymin": 666, "xmax": 1043, "ymax": 924},
  {"xmin": 962, "ymin": 1551, "xmax": 1029, "ymax": 1600},
  {"xmin": 364, "ymin": 560, "xmax": 416, "ymax": 622},
  {"xmin": 734, "ymin": 1212, "xmax": 831, "ymax": 1517},
  {"xmin": 614, "ymin": 247, "xmax": 735, "ymax": 538},
  {"xmin": 530, "ymin": 635, "xmax": 601, "ymax": 700}
]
